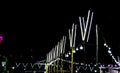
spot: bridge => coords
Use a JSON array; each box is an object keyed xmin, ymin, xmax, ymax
[
  {"xmin": 44, "ymin": 10, "xmax": 120, "ymax": 73},
  {"xmin": 1, "ymin": 10, "xmax": 120, "ymax": 73}
]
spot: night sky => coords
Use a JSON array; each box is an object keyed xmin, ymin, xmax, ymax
[{"xmin": 0, "ymin": 0, "xmax": 120, "ymax": 63}]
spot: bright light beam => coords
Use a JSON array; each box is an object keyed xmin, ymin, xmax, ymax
[
  {"xmin": 79, "ymin": 16, "xmax": 84, "ymax": 41},
  {"xmin": 73, "ymin": 25, "xmax": 77, "ymax": 47},
  {"xmin": 69, "ymin": 29, "xmax": 72, "ymax": 47},
  {"xmin": 82, "ymin": 17, "xmax": 86, "ymax": 32},
  {"xmin": 83, "ymin": 10, "xmax": 90, "ymax": 41},
  {"xmin": 87, "ymin": 12, "xmax": 93, "ymax": 42}
]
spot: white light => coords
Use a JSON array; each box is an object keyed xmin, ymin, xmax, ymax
[
  {"xmin": 2, "ymin": 62, "xmax": 6, "ymax": 67},
  {"xmin": 112, "ymin": 56, "xmax": 114, "ymax": 59},
  {"xmin": 12, "ymin": 67, "xmax": 15, "ymax": 70},
  {"xmin": 94, "ymin": 70, "xmax": 97, "ymax": 73},
  {"xmin": 108, "ymin": 64, "xmax": 111, "ymax": 67},
  {"xmin": 104, "ymin": 43, "xmax": 106, "ymax": 46},
  {"xmin": 68, "ymin": 52, "xmax": 71, "ymax": 55},
  {"xmin": 106, "ymin": 45, "xmax": 108, "ymax": 47},
  {"xmin": 65, "ymin": 54, "xmax": 69, "ymax": 57},
  {"xmin": 76, "ymin": 47, "xmax": 79, "ymax": 51},
  {"xmin": 110, "ymin": 53, "xmax": 112, "ymax": 56},
  {"xmin": 88, "ymin": 64, "xmax": 90, "ymax": 66},
  {"xmin": 104, "ymin": 43, "xmax": 108, "ymax": 47},
  {"xmin": 80, "ymin": 45, "xmax": 83, "ymax": 50},
  {"xmin": 24, "ymin": 68, "xmax": 26, "ymax": 70},
  {"xmin": 108, "ymin": 50, "xmax": 111, "ymax": 54},
  {"xmin": 75, "ymin": 70, "xmax": 78, "ymax": 73},
  {"xmin": 73, "ymin": 50, "xmax": 76, "ymax": 53},
  {"xmin": 117, "ymin": 62, "xmax": 120, "ymax": 66},
  {"xmin": 80, "ymin": 63, "xmax": 84, "ymax": 65},
  {"xmin": 108, "ymin": 47, "xmax": 111, "ymax": 50}
]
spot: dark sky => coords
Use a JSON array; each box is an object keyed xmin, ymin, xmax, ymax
[{"xmin": 0, "ymin": 0, "xmax": 120, "ymax": 62}]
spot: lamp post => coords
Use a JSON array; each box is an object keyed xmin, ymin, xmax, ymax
[
  {"xmin": 69, "ymin": 24, "xmax": 77, "ymax": 73},
  {"xmin": 96, "ymin": 24, "xmax": 98, "ymax": 64}
]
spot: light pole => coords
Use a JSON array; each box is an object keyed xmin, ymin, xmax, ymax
[
  {"xmin": 96, "ymin": 24, "xmax": 98, "ymax": 64},
  {"xmin": 69, "ymin": 24, "xmax": 77, "ymax": 73}
]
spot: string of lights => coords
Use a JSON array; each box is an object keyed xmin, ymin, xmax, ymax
[{"xmin": 99, "ymin": 27, "xmax": 120, "ymax": 67}]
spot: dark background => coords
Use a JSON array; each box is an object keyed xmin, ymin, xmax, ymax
[{"xmin": 0, "ymin": 0, "xmax": 120, "ymax": 63}]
